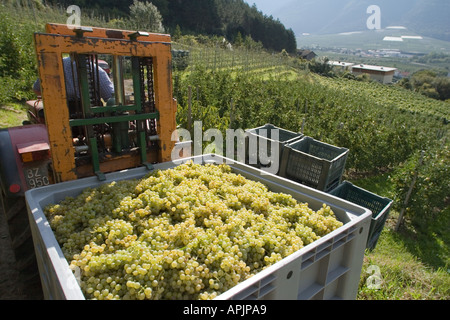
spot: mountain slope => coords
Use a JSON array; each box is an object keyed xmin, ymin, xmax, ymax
[
  {"xmin": 53, "ymin": 0, "xmax": 297, "ymax": 52},
  {"xmin": 263, "ymin": 0, "xmax": 450, "ymax": 41}
]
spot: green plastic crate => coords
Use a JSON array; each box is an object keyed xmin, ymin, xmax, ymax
[
  {"xmin": 329, "ymin": 181, "xmax": 393, "ymax": 250},
  {"xmin": 245, "ymin": 124, "xmax": 303, "ymax": 174},
  {"xmin": 279, "ymin": 136, "xmax": 349, "ymax": 192}
]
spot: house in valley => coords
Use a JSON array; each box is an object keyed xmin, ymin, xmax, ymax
[
  {"xmin": 297, "ymin": 49, "xmax": 317, "ymax": 61},
  {"xmin": 351, "ymin": 64, "xmax": 397, "ymax": 84}
]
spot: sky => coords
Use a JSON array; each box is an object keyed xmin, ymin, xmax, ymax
[
  {"xmin": 243, "ymin": 1, "xmax": 297, "ymax": 31},
  {"xmin": 244, "ymin": 0, "xmax": 290, "ymax": 12}
]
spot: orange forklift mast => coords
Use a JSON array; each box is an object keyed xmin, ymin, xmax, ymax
[
  {"xmin": 0, "ymin": 24, "xmax": 179, "ymax": 291},
  {"xmin": 34, "ymin": 23, "xmax": 177, "ymax": 183}
]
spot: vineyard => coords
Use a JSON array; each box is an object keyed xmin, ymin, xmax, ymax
[
  {"xmin": 0, "ymin": 1, "xmax": 448, "ymax": 300},
  {"xmin": 316, "ymin": 76, "xmax": 449, "ymax": 120},
  {"xmin": 173, "ymin": 61, "xmax": 448, "ymax": 173},
  {"xmin": 173, "ymin": 42, "xmax": 302, "ymax": 80},
  {"xmin": 172, "ymin": 48, "xmax": 449, "ymax": 300}
]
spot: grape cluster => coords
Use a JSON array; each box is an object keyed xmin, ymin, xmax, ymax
[{"xmin": 44, "ymin": 161, "xmax": 343, "ymax": 300}]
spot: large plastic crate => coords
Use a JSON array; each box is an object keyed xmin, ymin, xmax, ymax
[
  {"xmin": 25, "ymin": 154, "xmax": 371, "ymax": 300},
  {"xmin": 245, "ymin": 124, "xmax": 303, "ymax": 174},
  {"xmin": 279, "ymin": 136, "xmax": 349, "ymax": 192},
  {"xmin": 329, "ymin": 181, "xmax": 393, "ymax": 251}
]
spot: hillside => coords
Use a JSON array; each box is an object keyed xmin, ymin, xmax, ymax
[
  {"xmin": 263, "ymin": 0, "xmax": 450, "ymax": 42},
  {"xmin": 50, "ymin": 0, "xmax": 297, "ymax": 53}
]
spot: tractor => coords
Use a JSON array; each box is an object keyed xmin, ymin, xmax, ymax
[{"xmin": 0, "ymin": 23, "xmax": 180, "ymax": 296}]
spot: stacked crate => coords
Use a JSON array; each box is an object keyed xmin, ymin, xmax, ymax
[
  {"xmin": 245, "ymin": 124, "xmax": 303, "ymax": 175},
  {"xmin": 279, "ymin": 137, "xmax": 349, "ymax": 192},
  {"xmin": 245, "ymin": 124, "xmax": 392, "ymax": 250}
]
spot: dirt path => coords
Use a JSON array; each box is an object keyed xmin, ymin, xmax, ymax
[{"xmin": 0, "ymin": 206, "xmax": 43, "ymax": 300}]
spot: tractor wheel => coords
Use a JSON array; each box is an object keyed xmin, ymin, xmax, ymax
[{"xmin": 0, "ymin": 190, "xmax": 44, "ymax": 299}]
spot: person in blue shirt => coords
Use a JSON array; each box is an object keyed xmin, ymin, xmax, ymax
[
  {"xmin": 33, "ymin": 56, "xmax": 114, "ymax": 104},
  {"xmin": 32, "ymin": 56, "xmax": 114, "ymax": 136}
]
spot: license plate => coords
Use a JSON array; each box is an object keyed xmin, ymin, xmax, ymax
[{"xmin": 24, "ymin": 162, "xmax": 51, "ymax": 190}]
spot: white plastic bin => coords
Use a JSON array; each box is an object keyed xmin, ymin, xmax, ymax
[{"xmin": 25, "ymin": 154, "xmax": 371, "ymax": 300}]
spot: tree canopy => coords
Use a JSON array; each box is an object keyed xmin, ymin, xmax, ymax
[{"xmin": 50, "ymin": 0, "xmax": 297, "ymax": 53}]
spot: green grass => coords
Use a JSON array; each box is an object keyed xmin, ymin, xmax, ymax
[
  {"xmin": 358, "ymin": 227, "xmax": 450, "ymax": 300},
  {"xmin": 350, "ymin": 174, "xmax": 450, "ymax": 300},
  {"xmin": 0, "ymin": 102, "xmax": 28, "ymax": 129}
]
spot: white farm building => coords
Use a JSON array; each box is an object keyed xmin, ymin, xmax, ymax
[{"xmin": 351, "ymin": 64, "xmax": 397, "ymax": 84}]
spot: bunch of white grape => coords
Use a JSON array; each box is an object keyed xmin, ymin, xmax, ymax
[{"xmin": 44, "ymin": 161, "xmax": 343, "ymax": 300}]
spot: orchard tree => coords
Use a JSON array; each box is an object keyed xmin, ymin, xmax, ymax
[{"xmin": 129, "ymin": 0, "xmax": 165, "ymax": 33}]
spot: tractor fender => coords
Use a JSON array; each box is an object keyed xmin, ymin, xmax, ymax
[{"xmin": 0, "ymin": 125, "xmax": 50, "ymax": 197}]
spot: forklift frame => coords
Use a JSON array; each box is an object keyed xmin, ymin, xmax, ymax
[{"xmin": 34, "ymin": 23, "xmax": 177, "ymax": 183}]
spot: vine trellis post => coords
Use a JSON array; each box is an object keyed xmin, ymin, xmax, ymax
[{"xmin": 395, "ymin": 150, "xmax": 425, "ymax": 231}]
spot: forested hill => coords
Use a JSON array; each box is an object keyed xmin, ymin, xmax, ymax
[{"xmin": 49, "ymin": 0, "xmax": 297, "ymax": 53}]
